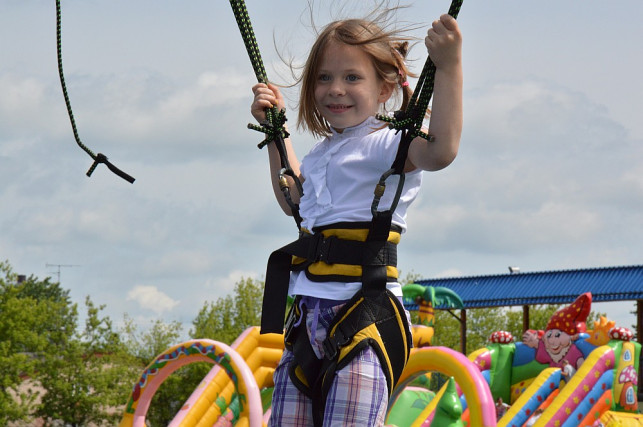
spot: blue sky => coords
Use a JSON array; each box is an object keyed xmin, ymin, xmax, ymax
[{"xmin": 2, "ymin": 1, "xmax": 642, "ymax": 337}]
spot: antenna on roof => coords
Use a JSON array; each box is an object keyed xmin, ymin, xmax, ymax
[
  {"xmin": 46, "ymin": 263, "xmax": 80, "ymax": 283},
  {"xmin": 508, "ymin": 266, "xmax": 521, "ymax": 274}
]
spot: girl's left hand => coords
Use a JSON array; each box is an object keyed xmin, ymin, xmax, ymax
[{"xmin": 425, "ymin": 14, "xmax": 462, "ymax": 71}]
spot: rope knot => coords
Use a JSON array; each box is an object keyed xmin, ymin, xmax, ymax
[{"xmin": 86, "ymin": 153, "xmax": 135, "ymax": 183}]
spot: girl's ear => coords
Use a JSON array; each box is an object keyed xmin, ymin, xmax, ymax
[{"xmin": 378, "ymin": 81, "xmax": 395, "ymax": 104}]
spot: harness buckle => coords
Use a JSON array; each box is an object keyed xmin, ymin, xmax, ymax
[
  {"xmin": 284, "ymin": 300, "xmax": 300, "ymax": 346},
  {"xmin": 308, "ymin": 233, "xmax": 336, "ymax": 263},
  {"xmin": 322, "ymin": 325, "xmax": 351, "ymax": 360},
  {"xmin": 371, "ymin": 168, "xmax": 406, "ymax": 218},
  {"xmin": 322, "ymin": 337, "xmax": 337, "ymax": 359}
]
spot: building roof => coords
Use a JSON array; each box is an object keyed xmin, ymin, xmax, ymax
[{"xmin": 413, "ymin": 264, "xmax": 643, "ymax": 310}]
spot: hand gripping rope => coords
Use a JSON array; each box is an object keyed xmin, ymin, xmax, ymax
[
  {"xmin": 56, "ymin": 0, "xmax": 135, "ymax": 183},
  {"xmin": 228, "ymin": 0, "xmax": 303, "ymax": 229},
  {"xmin": 372, "ymin": 0, "xmax": 462, "ymax": 218}
]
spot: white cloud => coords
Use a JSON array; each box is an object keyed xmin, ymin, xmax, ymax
[
  {"xmin": 434, "ymin": 268, "xmax": 465, "ymax": 279},
  {"xmin": 144, "ymin": 250, "xmax": 214, "ymax": 277},
  {"xmin": 0, "ymin": 74, "xmax": 44, "ymax": 114},
  {"xmin": 2, "ymin": 0, "xmax": 642, "ymax": 345},
  {"xmin": 205, "ymin": 269, "xmax": 260, "ymax": 295},
  {"xmin": 0, "ymin": 73, "xmax": 69, "ymax": 139},
  {"xmin": 127, "ymin": 285, "xmax": 179, "ymax": 314}
]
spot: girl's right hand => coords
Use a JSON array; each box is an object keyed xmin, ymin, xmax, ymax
[{"xmin": 251, "ymin": 83, "xmax": 285, "ymax": 123}]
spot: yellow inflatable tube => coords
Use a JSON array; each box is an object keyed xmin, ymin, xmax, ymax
[{"xmin": 398, "ymin": 346, "xmax": 496, "ymax": 427}]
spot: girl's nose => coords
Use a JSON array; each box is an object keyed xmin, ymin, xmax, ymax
[{"xmin": 329, "ymin": 80, "xmax": 345, "ymax": 96}]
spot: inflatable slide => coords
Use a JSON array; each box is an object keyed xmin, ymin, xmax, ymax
[{"xmin": 119, "ymin": 327, "xmax": 283, "ymax": 427}]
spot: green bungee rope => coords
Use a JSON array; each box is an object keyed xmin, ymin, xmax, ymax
[
  {"xmin": 228, "ymin": 0, "xmax": 289, "ymax": 149},
  {"xmin": 229, "ymin": 0, "xmax": 303, "ymax": 229},
  {"xmin": 370, "ymin": 0, "xmax": 463, "ymax": 219},
  {"xmin": 56, "ymin": 0, "xmax": 135, "ymax": 183},
  {"xmin": 377, "ymin": 0, "xmax": 463, "ymax": 141}
]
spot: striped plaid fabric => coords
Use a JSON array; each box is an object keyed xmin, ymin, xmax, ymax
[{"xmin": 269, "ymin": 302, "xmax": 389, "ymax": 426}]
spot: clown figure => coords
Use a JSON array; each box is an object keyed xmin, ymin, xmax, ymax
[{"xmin": 522, "ymin": 293, "xmax": 592, "ymax": 370}]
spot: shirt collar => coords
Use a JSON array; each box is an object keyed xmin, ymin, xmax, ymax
[{"xmin": 329, "ymin": 116, "xmax": 384, "ymax": 140}]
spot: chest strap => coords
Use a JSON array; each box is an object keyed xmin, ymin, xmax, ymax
[{"xmin": 293, "ymin": 225, "xmax": 399, "ymax": 282}]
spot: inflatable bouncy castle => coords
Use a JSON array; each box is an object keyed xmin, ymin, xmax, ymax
[{"xmin": 120, "ymin": 291, "xmax": 642, "ymax": 426}]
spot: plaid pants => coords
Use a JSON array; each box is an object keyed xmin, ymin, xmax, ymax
[{"xmin": 269, "ymin": 301, "xmax": 388, "ymax": 427}]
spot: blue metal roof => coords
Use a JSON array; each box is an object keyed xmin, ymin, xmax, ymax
[{"xmin": 414, "ymin": 265, "xmax": 643, "ymax": 310}]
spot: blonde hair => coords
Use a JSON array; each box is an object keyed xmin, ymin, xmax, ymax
[{"xmin": 297, "ymin": 18, "xmax": 414, "ymax": 138}]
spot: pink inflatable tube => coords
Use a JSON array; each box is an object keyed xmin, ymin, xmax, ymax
[{"xmin": 119, "ymin": 339, "xmax": 262, "ymax": 427}]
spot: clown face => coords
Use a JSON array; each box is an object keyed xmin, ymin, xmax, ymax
[{"xmin": 543, "ymin": 328, "xmax": 573, "ymax": 362}]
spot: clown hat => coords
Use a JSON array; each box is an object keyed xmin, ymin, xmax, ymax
[{"xmin": 546, "ymin": 292, "xmax": 592, "ymax": 335}]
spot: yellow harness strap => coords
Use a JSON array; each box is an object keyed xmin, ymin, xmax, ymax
[{"xmin": 292, "ymin": 225, "xmax": 401, "ymax": 282}]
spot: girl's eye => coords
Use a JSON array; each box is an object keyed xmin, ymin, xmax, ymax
[
  {"xmin": 318, "ymin": 74, "xmax": 331, "ymax": 82},
  {"xmin": 346, "ymin": 74, "xmax": 360, "ymax": 82}
]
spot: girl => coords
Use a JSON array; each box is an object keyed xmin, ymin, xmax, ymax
[{"xmin": 251, "ymin": 10, "xmax": 462, "ymax": 427}]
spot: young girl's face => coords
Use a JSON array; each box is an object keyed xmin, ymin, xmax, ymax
[{"xmin": 314, "ymin": 41, "xmax": 393, "ymax": 133}]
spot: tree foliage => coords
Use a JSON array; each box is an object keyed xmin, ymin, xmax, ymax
[
  {"xmin": 0, "ymin": 260, "xmax": 76, "ymax": 424},
  {"xmin": 0, "ymin": 260, "xmax": 139, "ymax": 426},
  {"xmin": 120, "ymin": 314, "xmax": 183, "ymax": 363},
  {"xmin": 190, "ymin": 277, "xmax": 264, "ymax": 344},
  {"xmin": 36, "ymin": 297, "xmax": 137, "ymax": 427},
  {"xmin": 429, "ymin": 304, "xmax": 605, "ymax": 354},
  {"xmin": 400, "ymin": 273, "xmax": 606, "ymax": 355},
  {"xmin": 1, "ymin": 265, "xmax": 34, "ymax": 422}
]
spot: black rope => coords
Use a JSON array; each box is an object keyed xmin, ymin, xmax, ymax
[
  {"xmin": 228, "ymin": 0, "xmax": 290, "ymax": 150},
  {"xmin": 56, "ymin": 0, "xmax": 134, "ymax": 183},
  {"xmin": 229, "ymin": 0, "xmax": 303, "ymax": 229},
  {"xmin": 372, "ymin": 0, "xmax": 463, "ymax": 217},
  {"xmin": 377, "ymin": 0, "xmax": 463, "ymax": 141}
]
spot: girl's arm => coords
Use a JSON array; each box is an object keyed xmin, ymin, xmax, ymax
[
  {"xmin": 407, "ymin": 14, "xmax": 463, "ymax": 172},
  {"xmin": 251, "ymin": 83, "xmax": 303, "ymax": 215}
]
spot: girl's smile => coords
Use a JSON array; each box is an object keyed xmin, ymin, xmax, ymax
[{"xmin": 327, "ymin": 104, "xmax": 352, "ymax": 113}]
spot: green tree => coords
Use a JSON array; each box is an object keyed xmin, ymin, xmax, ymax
[
  {"xmin": 399, "ymin": 271, "xmax": 606, "ymax": 354},
  {"xmin": 191, "ymin": 277, "xmax": 264, "ymax": 344},
  {"xmin": 120, "ymin": 314, "xmax": 183, "ymax": 363},
  {"xmin": 0, "ymin": 260, "xmax": 142, "ymax": 426},
  {"xmin": 36, "ymin": 297, "xmax": 138, "ymax": 427},
  {"xmin": 430, "ymin": 304, "xmax": 604, "ymax": 355},
  {"xmin": 0, "ymin": 260, "xmax": 75, "ymax": 424}
]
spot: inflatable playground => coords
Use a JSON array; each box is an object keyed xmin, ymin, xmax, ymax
[{"xmin": 119, "ymin": 290, "xmax": 643, "ymax": 426}]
